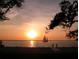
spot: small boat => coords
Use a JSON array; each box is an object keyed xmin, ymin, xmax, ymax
[{"xmin": 43, "ymin": 36, "xmax": 48, "ymax": 42}]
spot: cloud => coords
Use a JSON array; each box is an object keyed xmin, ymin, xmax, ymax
[{"xmin": 0, "ymin": 0, "xmax": 61, "ymax": 25}]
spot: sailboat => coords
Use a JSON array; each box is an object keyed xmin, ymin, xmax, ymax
[{"xmin": 43, "ymin": 35, "xmax": 48, "ymax": 42}]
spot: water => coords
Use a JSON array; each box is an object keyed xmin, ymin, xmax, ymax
[{"xmin": 2, "ymin": 40, "xmax": 78, "ymax": 47}]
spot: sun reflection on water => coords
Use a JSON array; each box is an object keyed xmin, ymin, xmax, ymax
[{"xmin": 30, "ymin": 40, "xmax": 35, "ymax": 47}]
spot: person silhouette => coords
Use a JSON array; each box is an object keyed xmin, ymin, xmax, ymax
[{"xmin": 56, "ymin": 43, "xmax": 58, "ymax": 48}]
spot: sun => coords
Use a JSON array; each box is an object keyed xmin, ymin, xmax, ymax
[{"xmin": 27, "ymin": 30, "xmax": 37, "ymax": 39}]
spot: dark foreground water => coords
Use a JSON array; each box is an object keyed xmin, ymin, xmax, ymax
[
  {"xmin": 2, "ymin": 40, "xmax": 77, "ymax": 47},
  {"xmin": 0, "ymin": 40, "xmax": 78, "ymax": 59}
]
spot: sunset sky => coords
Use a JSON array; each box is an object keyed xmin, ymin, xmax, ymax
[{"xmin": 0, "ymin": 0, "xmax": 77, "ymax": 40}]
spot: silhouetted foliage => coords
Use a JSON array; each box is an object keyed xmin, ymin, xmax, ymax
[
  {"xmin": 47, "ymin": 0, "xmax": 78, "ymax": 40},
  {"xmin": 66, "ymin": 29, "xmax": 78, "ymax": 40},
  {"xmin": 0, "ymin": 0, "xmax": 24, "ymax": 21},
  {"xmin": 48, "ymin": 12, "xmax": 66, "ymax": 29},
  {"xmin": 0, "ymin": 40, "xmax": 4, "ymax": 47}
]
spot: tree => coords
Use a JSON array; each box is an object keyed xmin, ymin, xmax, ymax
[
  {"xmin": 0, "ymin": 0, "xmax": 24, "ymax": 21},
  {"xmin": 0, "ymin": 0, "xmax": 24, "ymax": 47},
  {"xmin": 46, "ymin": 0, "xmax": 78, "ymax": 40}
]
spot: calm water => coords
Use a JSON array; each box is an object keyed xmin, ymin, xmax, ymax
[{"xmin": 2, "ymin": 40, "xmax": 78, "ymax": 47}]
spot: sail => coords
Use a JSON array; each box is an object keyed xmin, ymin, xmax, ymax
[{"xmin": 43, "ymin": 35, "xmax": 48, "ymax": 42}]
